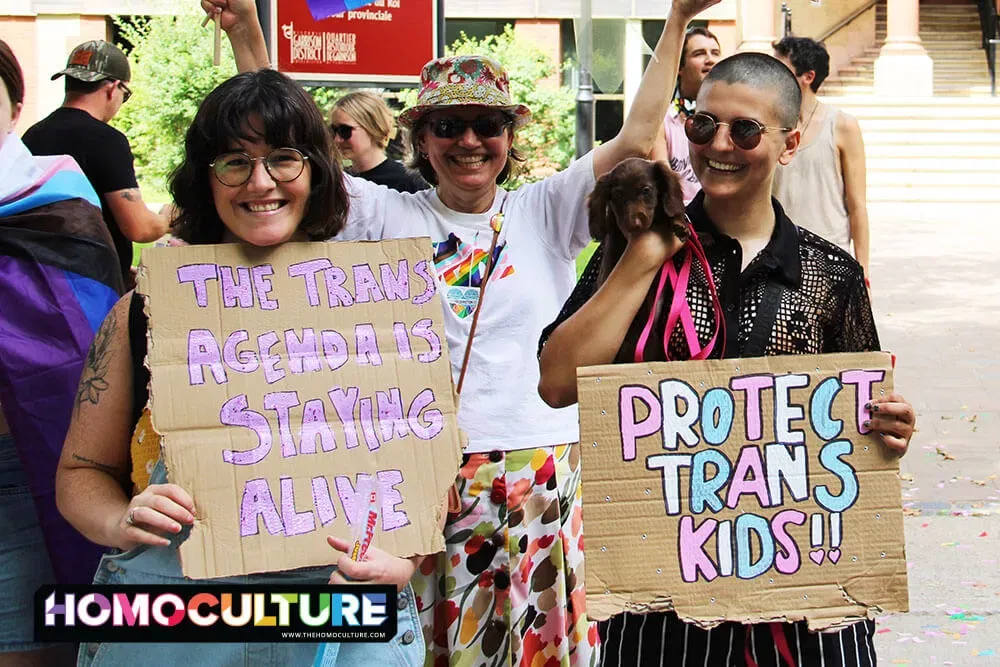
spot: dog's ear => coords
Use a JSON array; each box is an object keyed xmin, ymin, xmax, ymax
[
  {"xmin": 587, "ymin": 174, "xmax": 614, "ymax": 241},
  {"xmin": 651, "ymin": 160, "xmax": 686, "ymax": 221}
]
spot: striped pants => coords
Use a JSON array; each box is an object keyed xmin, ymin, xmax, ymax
[{"xmin": 599, "ymin": 612, "xmax": 877, "ymax": 667}]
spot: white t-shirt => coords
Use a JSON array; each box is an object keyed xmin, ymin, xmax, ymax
[{"xmin": 336, "ymin": 152, "xmax": 596, "ymax": 452}]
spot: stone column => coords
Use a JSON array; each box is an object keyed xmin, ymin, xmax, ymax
[
  {"xmin": 737, "ymin": 0, "xmax": 778, "ymax": 54},
  {"xmin": 875, "ymin": 0, "xmax": 934, "ymax": 96}
]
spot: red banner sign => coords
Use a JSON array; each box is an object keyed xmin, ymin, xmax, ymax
[{"xmin": 271, "ymin": 0, "xmax": 437, "ymax": 84}]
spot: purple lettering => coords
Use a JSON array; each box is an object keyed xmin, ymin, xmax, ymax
[
  {"xmin": 279, "ymin": 476, "xmax": 315, "ymax": 536},
  {"xmin": 176, "ymin": 264, "xmax": 219, "ymax": 307},
  {"xmin": 358, "ymin": 397, "xmax": 380, "ymax": 452},
  {"xmin": 311, "ymin": 476, "xmax": 337, "ymax": 526},
  {"xmin": 239, "ymin": 478, "xmax": 283, "ymax": 537},
  {"xmin": 263, "ymin": 391, "xmax": 300, "ymax": 458},
  {"xmin": 220, "ymin": 266, "xmax": 253, "ymax": 308},
  {"xmin": 352, "ymin": 263, "xmax": 385, "ymax": 304},
  {"xmin": 288, "ymin": 258, "xmax": 333, "ymax": 307},
  {"xmin": 324, "ymin": 266, "xmax": 354, "ymax": 307},
  {"xmin": 411, "ymin": 259, "xmax": 436, "ymax": 305},
  {"xmin": 376, "ymin": 469, "xmax": 410, "ymax": 531},
  {"xmin": 284, "ymin": 328, "xmax": 321, "ymax": 374},
  {"xmin": 329, "ymin": 386, "xmax": 360, "ymax": 449},
  {"xmin": 407, "ymin": 388, "xmax": 443, "ymax": 440},
  {"xmin": 380, "ymin": 260, "xmax": 409, "ymax": 301},
  {"xmin": 411, "ymin": 319, "xmax": 442, "ymax": 363},
  {"xmin": 251, "ymin": 265, "xmax": 278, "ymax": 310},
  {"xmin": 355, "ymin": 324, "xmax": 383, "ymax": 366},
  {"xmin": 258, "ymin": 331, "xmax": 285, "ymax": 384},
  {"xmin": 220, "ymin": 395, "xmax": 272, "ymax": 465},
  {"xmin": 299, "ymin": 399, "xmax": 336, "ymax": 455},
  {"xmin": 320, "ymin": 330, "xmax": 349, "ymax": 371},
  {"xmin": 187, "ymin": 329, "xmax": 227, "ymax": 385},
  {"xmin": 393, "ymin": 323, "xmax": 413, "ymax": 360},
  {"xmin": 375, "ymin": 389, "xmax": 409, "ymax": 442},
  {"xmin": 222, "ymin": 330, "xmax": 259, "ymax": 374}
]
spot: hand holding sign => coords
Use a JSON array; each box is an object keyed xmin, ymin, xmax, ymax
[
  {"xmin": 327, "ymin": 536, "xmax": 418, "ymax": 593},
  {"xmin": 117, "ymin": 483, "xmax": 196, "ymax": 551}
]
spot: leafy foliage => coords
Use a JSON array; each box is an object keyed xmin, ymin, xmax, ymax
[
  {"xmin": 113, "ymin": 17, "xmax": 575, "ymax": 194},
  {"xmin": 112, "ymin": 12, "xmax": 237, "ymax": 196}
]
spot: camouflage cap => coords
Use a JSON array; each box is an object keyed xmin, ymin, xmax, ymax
[{"xmin": 51, "ymin": 40, "xmax": 130, "ymax": 83}]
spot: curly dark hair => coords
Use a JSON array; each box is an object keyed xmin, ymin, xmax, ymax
[
  {"xmin": 170, "ymin": 69, "xmax": 348, "ymax": 244},
  {"xmin": 773, "ymin": 36, "xmax": 830, "ymax": 93},
  {"xmin": 404, "ymin": 112, "xmax": 525, "ymax": 187}
]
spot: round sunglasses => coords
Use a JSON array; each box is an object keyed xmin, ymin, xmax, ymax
[
  {"xmin": 427, "ymin": 114, "xmax": 512, "ymax": 139},
  {"xmin": 209, "ymin": 147, "xmax": 309, "ymax": 187},
  {"xmin": 330, "ymin": 124, "xmax": 355, "ymax": 141},
  {"xmin": 684, "ymin": 112, "xmax": 792, "ymax": 151}
]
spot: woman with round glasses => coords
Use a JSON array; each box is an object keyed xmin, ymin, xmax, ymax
[
  {"xmin": 329, "ymin": 90, "xmax": 427, "ymax": 193},
  {"xmin": 206, "ymin": 0, "xmax": 722, "ymax": 663},
  {"xmin": 56, "ymin": 68, "xmax": 427, "ymax": 667}
]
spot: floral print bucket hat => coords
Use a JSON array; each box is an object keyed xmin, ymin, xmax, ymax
[{"xmin": 397, "ymin": 55, "xmax": 532, "ymax": 129}]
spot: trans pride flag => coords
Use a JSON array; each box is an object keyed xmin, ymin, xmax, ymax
[
  {"xmin": 304, "ymin": 0, "xmax": 379, "ymax": 21},
  {"xmin": 0, "ymin": 135, "xmax": 123, "ymax": 584}
]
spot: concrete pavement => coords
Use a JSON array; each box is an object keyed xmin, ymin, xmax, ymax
[{"xmin": 867, "ymin": 202, "xmax": 1000, "ymax": 665}]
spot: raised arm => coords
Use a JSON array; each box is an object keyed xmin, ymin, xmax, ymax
[
  {"xmin": 56, "ymin": 294, "xmax": 195, "ymax": 551},
  {"xmin": 592, "ymin": 0, "xmax": 720, "ymax": 179},
  {"xmin": 202, "ymin": 0, "xmax": 270, "ymax": 72},
  {"xmin": 538, "ymin": 231, "xmax": 685, "ymax": 408}
]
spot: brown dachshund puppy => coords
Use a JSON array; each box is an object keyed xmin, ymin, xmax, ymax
[{"xmin": 588, "ymin": 157, "xmax": 688, "ymax": 284}]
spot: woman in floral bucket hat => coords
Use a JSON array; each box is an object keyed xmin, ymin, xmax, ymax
[{"xmin": 206, "ymin": 1, "xmax": 721, "ymax": 665}]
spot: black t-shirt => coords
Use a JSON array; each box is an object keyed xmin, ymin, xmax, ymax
[
  {"xmin": 354, "ymin": 158, "xmax": 428, "ymax": 194},
  {"xmin": 23, "ymin": 107, "xmax": 139, "ymax": 282}
]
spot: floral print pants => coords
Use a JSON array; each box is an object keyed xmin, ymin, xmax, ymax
[{"xmin": 411, "ymin": 445, "xmax": 600, "ymax": 667}]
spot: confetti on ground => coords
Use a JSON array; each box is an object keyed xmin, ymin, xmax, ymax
[
  {"xmin": 979, "ymin": 531, "xmax": 988, "ymax": 537},
  {"xmin": 936, "ymin": 447, "xmax": 956, "ymax": 461},
  {"xmin": 941, "ymin": 541, "xmax": 958, "ymax": 547},
  {"xmin": 977, "ymin": 649, "xmax": 996, "ymax": 657}
]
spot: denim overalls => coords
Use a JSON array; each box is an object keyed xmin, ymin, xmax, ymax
[{"xmin": 78, "ymin": 459, "xmax": 425, "ymax": 667}]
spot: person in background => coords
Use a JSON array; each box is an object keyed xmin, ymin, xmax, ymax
[
  {"xmin": 0, "ymin": 38, "xmax": 121, "ymax": 667},
  {"xmin": 22, "ymin": 40, "xmax": 169, "ymax": 286},
  {"xmin": 330, "ymin": 90, "xmax": 428, "ymax": 193},
  {"xmin": 772, "ymin": 36, "xmax": 871, "ymax": 282},
  {"xmin": 650, "ymin": 26, "xmax": 721, "ymax": 203},
  {"xmin": 204, "ymin": 0, "xmax": 724, "ymax": 663}
]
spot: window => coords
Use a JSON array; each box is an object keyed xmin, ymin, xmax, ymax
[{"xmin": 444, "ymin": 19, "xmax": 512, "ymax": 47}]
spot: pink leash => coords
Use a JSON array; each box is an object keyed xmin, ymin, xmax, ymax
[{"xmin": 633, "ymin": 217, "xmax": 725, "ymax": 362}]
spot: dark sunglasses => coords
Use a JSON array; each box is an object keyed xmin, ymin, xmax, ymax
[
  {"xmin": 684, "ymin": 112, "xmax": 792, "ymax": 151},
  {"xmin": 427, "ymin": 114, "xmax": 511, "ymax": 139},
  {"xmin": 330, "ymin": 124, "xmax": 355, "ymax": 141},
  {"xmin": 116, "ymin": 81, "xmax": 132, "ymax": 104}
]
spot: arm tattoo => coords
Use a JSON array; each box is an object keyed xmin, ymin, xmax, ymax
[
  {"xmin": 119, "ymin": 189, "xmax": 140, "ymax": 202},
  {"xmin": 71, "ymin": 453, "xmax": 126, "ymax": 476},
  {"xmin": 75, "ymin": 307, "xmax": 117, "ymax": 414}
]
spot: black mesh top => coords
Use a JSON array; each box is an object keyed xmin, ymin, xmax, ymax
[{"xmin": 538, "ymin": 192, "xmax": 879, "ymax": 362}]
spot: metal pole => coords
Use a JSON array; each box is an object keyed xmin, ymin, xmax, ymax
[
  {"xmin": 437, "ymin": 0, "xmax": 446, "ymax": 58},
  {"xmin": 259, "ymin": 1, "xmax": 271, "ymax": 61},
  {"xmin": 575, "ymin": 0, "xmax": 595, "ymax": 159}
]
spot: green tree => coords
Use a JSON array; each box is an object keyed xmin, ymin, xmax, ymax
[{"xmin": 112, "ymin": 12, "xmax": 237, "ymax": 198}]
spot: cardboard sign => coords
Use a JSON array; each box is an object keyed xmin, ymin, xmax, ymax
[
  {"xmin": 272, "ymin": 0, "xmax": 438, "ymax": 84},
  {"xmin": 138, "ymin": 240, "xmax": 462, "ymax": 579},
  {"xmin": 578, "ymin": 352, "xmax": 908, "ymax": 630}
]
